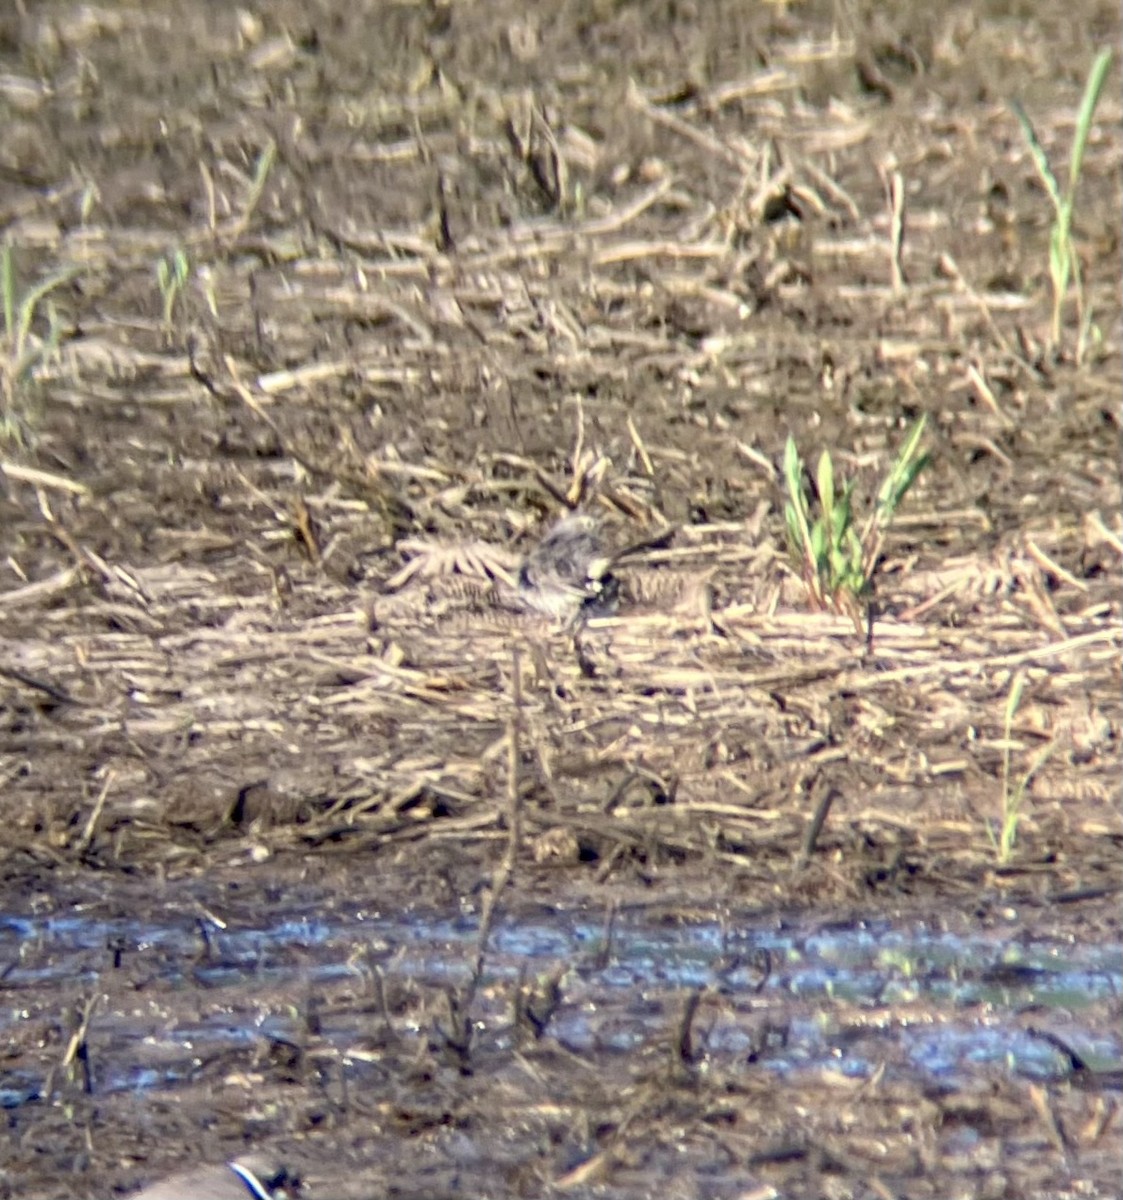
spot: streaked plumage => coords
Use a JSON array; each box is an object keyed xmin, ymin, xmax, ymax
[{"xmin": 517, "ymin": 514, "xmax": 619, "ymax": 619}]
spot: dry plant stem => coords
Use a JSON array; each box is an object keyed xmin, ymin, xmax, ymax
[
  {"xmin": 568, "ymin": 397, "xmax": 587, "ymax": 500},
  {"xmin": 471, "ymin": 647, "xmax": 524, "ymax": 988},
  {"xmin": 798, "ymin": 784, "xmax": 838, "ymax": 867},
  {"xmin": 1027, "ymin": 1082, "xmax": 1071, "ymax": 1156},
  {"xmin": 1024, "ymin": 539, "xmax": 1087, "ymax": 592},
  {"xmin": 1084, "ymin": 511, "xmax": 1123, "ymax": 556},
  {"xmin": 702, "ymin": 65, "xmax": 796, "ymax": 110},
  {"xmin": 198, "ymin": 159, "xmax": 217, "ymax": 230},
  {"xmin": 674, "ymin": 988, "xmax": 703, "ymax": 1067},
  {"xmin": 462, "ymin": 175, "xmax": 674, "ymax": 263},
  {"xmin": 531, "ymin": 465, "xmax": 573, "ymax": 509},
  {"xmin": 0, "ymin": 662, "xmax": 77, "ymax": 703},
  {"xmin": 883, "ymin": 166, "xmax": 906, "ymax": 292},
  {"xmin": 372, "ymin": 965, "xmax": 394, "ymax": 1040},
  {"xmin": 965, "ymin": 362, "xmax": 1014, "ymax": 426},
  {"xmin": 75, "ymin": 770, "xmax": 115, "ymax": 856},
  {"xmin": 626, "ymin": 414, "xmax": 656, "ymax": 477},
  {"xmin": 593, "ymin": 900, "xmax": 618, "ymax": 971},
  {"xmin": 226, "ymin": 136, "xmax": 276, "ymax": 240},
  {"xmin": 552, "ymin": 174, "xmax": 675, "ymax": 233},
  {"xmin": 0, "ymin": 460, "xmax": 88, "ymax": 494},
  {"xmin": 800, "ymin": 155, "xmax": 861, "ymax": 221},
  {"xmin": 504, "ymin": 645, "xmax": 524, "ymax": 877},
  {"xmin": 554, "ymin": 1147, "xmax": 611, "ymax": 1190},
  {"xmin": 593, "ymin": 238, "xmax": 728, "ymax": 266},
  {"xmin": 626, "ymin": 79, "xmax": 750, "ymax": 168},
  {"xmin": 46, "ymin": 993, "xmax": 99, "ymax": 1097},
  {"xmin": 940, "ymin": 253, "xmax": 1040, "ymax": 375}
]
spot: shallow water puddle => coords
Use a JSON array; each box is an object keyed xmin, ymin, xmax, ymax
[{"xmin": 3, "ymin": 879, "xmax": 1119, "ymax": 1110}]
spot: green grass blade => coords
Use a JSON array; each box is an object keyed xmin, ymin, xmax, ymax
[
  {"xmin": 875, "ymin": 415, "xmax": 929, "ymax": 518},
  {"xmin": 36, "ymin": 300, "xmax": 63, "ymax": 368},
  {"xmin": 1, "ymin": 245, "xmax": 14, "ymax": 339},
  {"xmin": 809, "ymin": 524, "xmax": 826, "ymax": 582},
  {"xmin": 1004, "ymin": 670, "xmax": 1026, "ymax": 732},
  {"xmin": 1068, "ymin": 49, "xmax": 1113, "ymax": 197},
  {"xmin": 817, "ymin": 449, "xmax": 835, "ymax": 535},
  {"xmin": 241, "ymin": 137, "xmax": 277, "ymax": 228},
  {"xmin": 783, "ymin": 420, "xmax": 929, "ymax": 621},
  {"xmin": 1009, "ymin": 100, "xmax": 1062, "ymax": 215},
  {"xmin": 16, "ymin": 267, "xmax": 78, "ymax": 346},
  {"xmin": 782, "ymin": 435, "xmax": 802, "ymax": 497},
  {"xmin": 1048, "ymin": 222, "xmax": 1071, "ymax": 294},
  {"xmin": 784, "ymin": 503, "xmax": 803, "ymax": 556},
  {"xmin": 1001, "ymin": 670, "xmax": 1027, "ymax": 828},
  {"xmin": 837, "ymin": 480, "xmax": 856, "ymax": 540},
  {"xmin": 783, "ymin": 437, "xmax": 813, "ymax": 551},
  {"xmin": 893, "ymin": 413, "xmax": 928, "ymax": 474},
  {"xmin": 877, "ymin": 454, "xmax": 929, "ymax": 522}
]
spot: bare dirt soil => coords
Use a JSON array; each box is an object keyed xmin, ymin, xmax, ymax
[{"xmin": 0, "ymin": 1, "xmax": 1120, "ymax": 1197}]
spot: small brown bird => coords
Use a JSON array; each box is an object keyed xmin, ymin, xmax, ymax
[
  {"xmin": 128, "ymin": 1153, "xmax": 296, "ymax": 1200},
  {"xmin": 517, "ymin": 513, "xmax": 619, "ymax": 619}
]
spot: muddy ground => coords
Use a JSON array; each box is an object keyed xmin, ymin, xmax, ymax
[{"xmin": 0, "ymin": 1, "xmax": 1120, "ymax": 1197}]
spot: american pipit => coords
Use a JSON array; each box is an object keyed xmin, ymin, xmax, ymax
[{"xmin": 517, "ymin": 513, "xmax": 619, "ymax": 619}]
